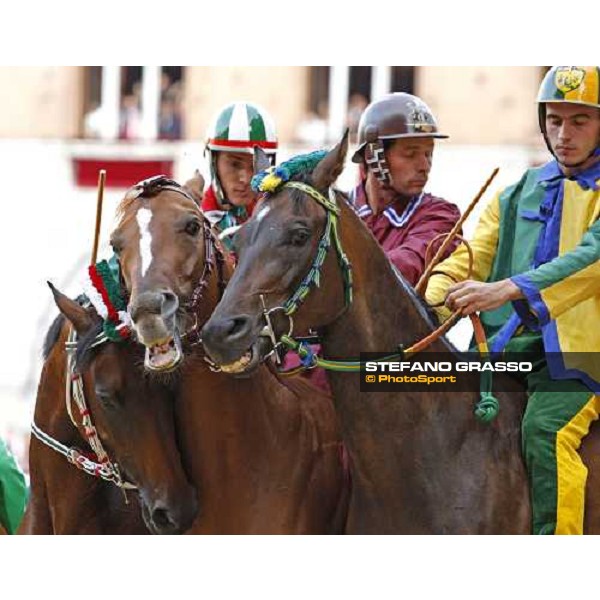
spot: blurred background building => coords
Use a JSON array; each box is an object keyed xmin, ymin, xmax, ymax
[
  {"xmin": 0, "ymin": 66, "xmax": 546, "ymax": 144},
  {"xmin": 0, "ymin": 66, "xmax": 551, "ymax": 473}
]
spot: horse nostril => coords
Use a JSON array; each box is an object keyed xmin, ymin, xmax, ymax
[
  {"xmin": 129, "ymin": 291, "xmax": 164, "ymax": 322},
  {"xmin": 202, "ymin": 315, "xmax": 254, "ymax": 354},
  {"xmin": 151, "ymin": 506, "xmax": 175, "ymax": 532},
  {"xmin": 161, "ymin": 291, "xmax": 179, "ymax": 320},
  {"xmin": 227, "ymin": 316, "xmax": 251, "ymax": 339}
]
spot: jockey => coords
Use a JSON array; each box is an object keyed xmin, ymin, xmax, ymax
[
  {"xmin": 105, "ymin": 101, "xmax": 277, "ymax": 278},
  {"xmin": 202, "ymin": 101, "xmax": 278, "ymax": 250},
  {"xmin": 0, "ymin": 438, "xmax": 28, "ymax": 534},
  {"xmin": 350, "ymin": 92, "xmax": 461, "ymax": 286},
  {"xmin": 426, "ymin": 66, "xmax": 600, "ymax": 534}
]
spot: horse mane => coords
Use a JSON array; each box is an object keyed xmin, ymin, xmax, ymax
[
  {"xmin": 115, "ymin": 180, "xmax": 163, "ymax": 228},
  {"xmin": 42, "ymin": 314, "xmax": 66, "ymax": 359},
  {"xmin": 43, "ymin": 312, "xmax": 104, "ymax": 370},
  {"xmin": 115, "ymin": 178, "xmax": 195, "ymax": 230},
  {"xmin": 115, "ymin": 188, "xmax": 148, "ymax": 229},
  {"xmin": 390, "ymin": 264, "xmax": 463, "ymax": 355},
  {"xmin": 42, "ymin": 310, "xmax": 103, "ymax": 370},
  {"xmin": 74, "ymin": 319, "xmax": 105, "ymax": 372}
]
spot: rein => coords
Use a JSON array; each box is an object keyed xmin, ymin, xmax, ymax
[
  {"xmin": 259, "ymin": 178, "xmax": 500, "ymax": 422},
  {"xmin": 31, "ymin": 327, "xmax": 137, "ymax": 494}
]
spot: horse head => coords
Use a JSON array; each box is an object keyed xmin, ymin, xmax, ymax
[
  {"xmin": 49, "ymin": 283, "xmax": 198, "ymax": 534},
  {"xmin": 201, "ymin": 132, "xmax": 350, "ymax": 373},
  {"xmin": 110, "ymin": 173, "xmax": 212, "ymax": 372}
]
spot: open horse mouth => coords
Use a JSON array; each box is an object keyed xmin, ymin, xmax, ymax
[
  {"xmin": 144, "ymin": 334, "xmax": 183, "ymax": 372},
  {"xmin": 219, "ymin": 340, "xmax": 264, "ymax": 375}
]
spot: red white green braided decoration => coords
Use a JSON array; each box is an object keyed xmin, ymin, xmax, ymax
[{"xmin": 83, "ymin": 260, "xmax": 131, "ymax": 341}]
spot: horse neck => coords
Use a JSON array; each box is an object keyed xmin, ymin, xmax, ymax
[
  {"xmin": 182, "ymin": 234, "xmax": 332, "ymax": 474},
  {"xmin": 322, "ymin": 199, "xmax": 442, "ymax": 358},
  {"xmin": 188, "ymin": 251, "xmax": 296, "ymax": 423}
]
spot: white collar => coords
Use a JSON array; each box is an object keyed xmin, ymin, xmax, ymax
[{"xmin": 358, "ymin": 193, "xmax": 425, "ymax": 228}]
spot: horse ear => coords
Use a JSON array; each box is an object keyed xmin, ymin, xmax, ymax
[
  {"xmin": 183, "ymin": 169, "xmax": 205, "ymax": 206},
  {"xmin": 254, "ymin": 146, "xmax": 271, "ymax": 174},
  {"xmin": 48, "ymin": 282, "xmax": 93, "ymax": 335},
  {"xmin": 311, "ymin": 129, "xmax": 349, "ymax": 190}
]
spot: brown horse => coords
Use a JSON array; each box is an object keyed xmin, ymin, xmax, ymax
[
  {"xmin": 109, "ymin": 174, "xmax": 348, "ymax": 533},
  {"xmin": 200, "ymin": 135, "xmax": 600, "ymax": 533},
  {"xmin": 20, "ymin": 285, "xmax": 197, "ymax": 534}
]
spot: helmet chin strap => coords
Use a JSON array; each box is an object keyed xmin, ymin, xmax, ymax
[
  {"xmin": 555, "ymin": 145, "xmax": 600, "ymax": 171},
  {"xmin": 543, "ymin": 134, "xmax": 600, "ymax": 170},
  {"xmin": 365, "ymin": 141, "xmax": 392, "ymax": 185},
  {"xmin": 209, "ymin": 152, "xmax": 233, "ymax": 208}
]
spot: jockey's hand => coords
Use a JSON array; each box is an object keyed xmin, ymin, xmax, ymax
[{"xmin": 444, "ymin": 279, "xmax": 523, "ymax": 315}]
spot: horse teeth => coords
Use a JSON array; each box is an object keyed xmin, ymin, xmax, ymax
[
  {"xmin": 221, "ymin": 350, "xmax": 253, "ymax": 373},
  {"xmin": 143, "ymin": 338, "xmax": 182, "ymax": 372}
]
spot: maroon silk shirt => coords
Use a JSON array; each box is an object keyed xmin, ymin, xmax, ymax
[{"xmin": 350, "ymin": 184, "xmax": 462, "ymax": 285}]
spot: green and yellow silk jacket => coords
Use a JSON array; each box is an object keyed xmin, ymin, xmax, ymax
[{"xmin": 426, "ymin": 159, "xmax": 600, "ymax": 391}]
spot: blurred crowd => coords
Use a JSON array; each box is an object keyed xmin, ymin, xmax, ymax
[{"xmin": 84, "ymin": 72, "xmax": 184, "ymax": 141}]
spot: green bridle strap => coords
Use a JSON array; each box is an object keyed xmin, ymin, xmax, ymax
[
  {"xmin": 280, "ymin": 334, "xmax": 405, "ymax": 372},
  {"xmin": 284, "ymin": 181, "xmax": 340, "ymax": 214},
  {"xmin": 281, "ymin": 182, "xmax": 353, "ymax": 316}
]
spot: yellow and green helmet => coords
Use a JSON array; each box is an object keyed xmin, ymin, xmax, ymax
[
  {"xmin": 538, "ymin": 66, "xmax": 600, "ymax": 109},
  {"xmin": 537, "ymin": 66, "xmax": 600, "ymax": 165}
]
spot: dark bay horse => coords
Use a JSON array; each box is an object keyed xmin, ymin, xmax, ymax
[
  {"xmin": 201, "ymin": 135, "xmax": 600, "ymax": 533},
  {"xmin": 20, "ymin": 285, "xmax": 197, "ymax": 534},
  {"xmin": 109, "ymin": 174, "xmax": 348, "ymax": 533}
]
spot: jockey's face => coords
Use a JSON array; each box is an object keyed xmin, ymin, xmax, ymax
[
  {"xmin": 216, "ymin": 151, "xmax": 257, "ymax": 207},
  {"xmin": 545, "ymin": 102, "xmax": 600, "ymax": 169},
  {"xmin": 365, "ymin": 137, "xmax": 434, "ymax": 213}
]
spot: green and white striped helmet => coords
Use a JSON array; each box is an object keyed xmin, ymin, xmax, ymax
[{"xmin": 206, "ymin": 101, "xmax": 278, "ymax": 154}]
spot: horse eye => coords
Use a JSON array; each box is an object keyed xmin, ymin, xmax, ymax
[
  {"xmin": 185, "ymin": 220, "xmax": 201, "ymax": 236},
  {"xmin": 95, "ymin": 388, "xmax": 120, "ymax": 408},
  {"xmin": 288, "ymin": 229, "xmax": 310, "ymax": 247}
]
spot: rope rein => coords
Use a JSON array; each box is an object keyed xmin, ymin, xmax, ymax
[{"xmin": 257, "ymin": 168, "xmax": 501, "ymax": 422}]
